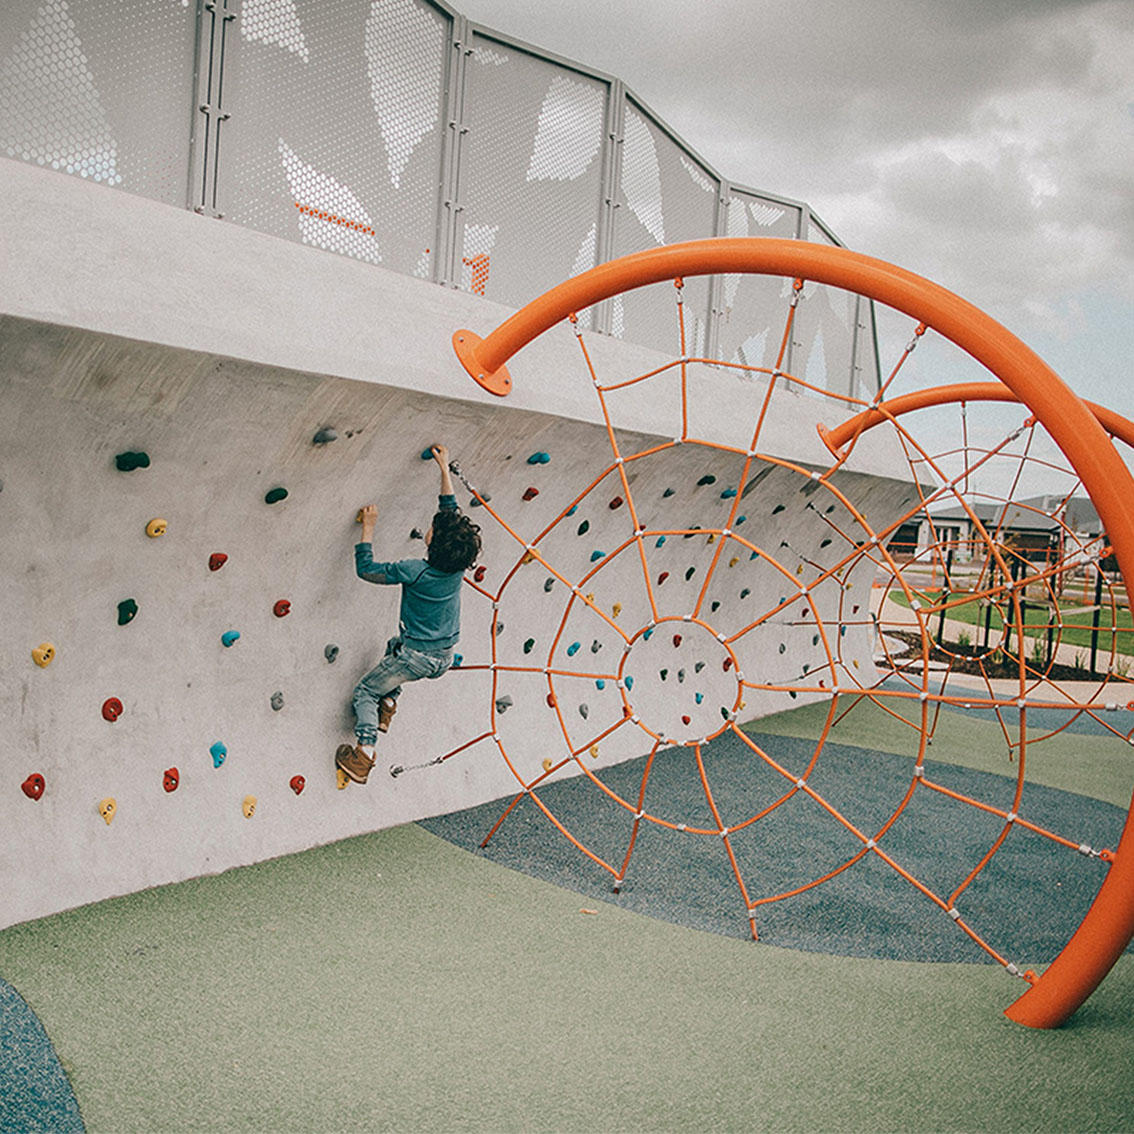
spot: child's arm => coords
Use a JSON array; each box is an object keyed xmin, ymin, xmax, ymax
[
  {"xmin": 431, "ymin": 445, "xmax": 454, "ymax": 498},
  {"xmin": 354, "ymin": 504, "xmax": 392, "ymax": 583},
  {"xmin": 358, "ymin": 504, "xmax": 378, "ymax": 543}
]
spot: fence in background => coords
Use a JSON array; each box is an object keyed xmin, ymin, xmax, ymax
[{"xmin": 0, "ymin": 0, "xmax": 880, "ymax": 398}]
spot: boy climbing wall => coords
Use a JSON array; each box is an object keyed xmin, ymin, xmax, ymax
[{"xmin": 336, "ymin": 445, "xmax": 482, "ymax": 784}]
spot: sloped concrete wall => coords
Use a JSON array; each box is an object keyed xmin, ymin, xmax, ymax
[{"xmin": 1, "ymin": 159, "xmax": 915, "ymax": 928}]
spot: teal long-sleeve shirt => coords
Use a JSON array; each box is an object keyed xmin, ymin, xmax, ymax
[{"xmin": 354, "ymin": 494, "xmax": 463, "ymax": 653}]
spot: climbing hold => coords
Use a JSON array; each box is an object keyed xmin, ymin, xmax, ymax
[
  {"xmin": 663, "ymin": 487, "xmax": 675, "ymax": 497},
  {"xmin": 544, "ymin": 578, "xmax": 555, "ymax": 592},
  {"xmin": 736, "ymin": 515, "xmax": 747, "ymax": 525},
  {"xmin": 101, "ymin": 697, "xmax": 123, "ymax": 722},
  {"xmin": 697, "ymin": 475, "xmax": 717, "ymax": 486},
  {"xmin": 270, "ymin": 691, "xmax": 284, "ymax": 711},
  {"xmin": 99, "ymin": 798, "xmax": 117, "ymax": 825},
  {"xmin": 547, "ymin": 693, "xmax": 557, "ymax": 708},
  {"xmin": 494, "ymin": 619, "xmax": 505, "ymax": 635},
  {"xmin": 542, "ymin": 758, "xmax": 554, "ymax": 772},
  {"xmin": 145, "ymin": 518, "xmax": 167, "ymax": 538},
  {"xmin": 524, "ymin": 638, "xmax": 535, "ymax": 654},
  {"xmin": 209, "ymin": 552, "xmax": 228, "ymax": 571},
  {"xmin": 710, "ymin": 601, "xmax": 720, "ymax": 613},
  {"xmin": 779, "ymin": 643, "xmax": 786, "ymax": 654},
  {"xmin": 720, "ymin": 707, "xmax": 730, "ymax": 720},
  {"xmin": 290, "ymin": 775, "xmax": 306, "ymax": 795},
  {"xmin": 453, "ymin": 654, "xmax": 463, "ymax": 667},
  {"xmin": 527, "ymin": 452, "xmax": 550, "ymax": 465},
  {"xmin": 590, "ymin": 550, "xmax": 605, "ymax": 562},
  {"xmin": 695, "ymin": 662, "xmax": 705, "ymax": 673},
  {"xmin": 812, "ymin": 634, "xmax": 819, "ymax": 646},
  {"xmin": 31, "ymin": 642, "xmax": 55, "ymax": 668},
  {"xmin": 673, "ymin": 634, "xmax": 683, "ymax": 648},
  {"xmin": 420, "ymin": 448, "xmax": 434, "ymax": 460},
  {"xmin": 643, "ymin": 628, "xmax": 654, "ymax": 641},
  {"xmin": 521, "ymin": 551, "xmax": 536, "ymax": 566},
  {"xmin": 474, "ymin": 565, "xmax": 486, "ymax": 582},
  {"xmin": 723, "ymin": 658, "xmax": 734, "ymax": 672},
  {"xmin": 324, "ymin": 644, "xmax": 339, "ymax": 664},
  {"xmin": 577, "ymin": 520, "xmax": 590, "ymax": 535},
  {"xmin": 115, "ymin": 451, "xmax": 150, "ymax": 472},
  {"xmin": 695, "ymin": 692, "xmax": 704, "ymax": 704},
  {"xmin": 721, "ymin": 488, "xmax": 737, "ymax": 499},
  {"xmin": 596, "ymin": 680, "xmax": 606, "ymax": 690},
  {"xmin": 655, "ymin": 536, "xmax": 666, "ymax": 548},
  {"xmin": 740, "ymin": 588, "xmax": 750, "ymax": 599},
  {"xmin": 567, "ymin": 641, "xmax": 581, "ymax": 657},
  {"xmin": 678, "ymin": 669, "xmax": 686, "ymax": 683},
  {"xmin": 265, "ymin": 487, "xmax": 288, "ymax": 504},
  {"xmin": 242, "ymin": 795, "xmax": 257, "ymax": 819},
  {"xmin": 312, "ymin": 427, "xmax": 338, "ymax": 444},
  {"xmin": 685, "ymin": 567, "xmax": 696, "ymax": 581},
  {"xmin": 522, "ymin": 486, "xmax": 539, "ymax": 501},
  {"xmin": 612, "ymin": 603, "xmax": 622, "ymax": 619},
  {"xmin": 682, "ymin": 715, "xmax": 691, "ymax": 726},
  {"xmin": 273, "ymin": 600, "xmax": 291, "ymax": 618},
  {"xmin": 410, "ymin": 528, "xmax": 424, "ymax": 540},
  {"xmin": 221, "ymin": 630, "xmax": 240, "ymax": 647},
  {"xmin": 579, "ymin": 704, "xmax": 589, "ymax": 719},
  {"xmin": 591, "ymin": 639, "xmax": 602, "ymax": 653},
  {"xmin": 660, "ymin": 669, "xmax": 668, "ymax": 681},
  {"xmin": 589, "ymin": 745, "xmax": 600, "ymax": 759},
  {"xmin": 609, "ymin": 496, "xmax": 624, "ymax": 510},
  {"xmin": 336, "ymin": 768, "xmax": 350, "ymax": 790},
  {"xmin": 624, "ymin": 675, "xmax": 634, "ymax": 690},
  {"xmin": 163, "ymin": 767, "xmax": 179, "ymax": 793},
  {"xmin": 21, "ymin": 773, "xmax": 45, "ymax": 801},
  {"xmin": 772, "ymin": 503, "xmax": 785, "ymax": 514},
  {"xmin": 729, "ymin": 557, "xmax": 739, "ymax": 568},
  {"xmin": 820, "ymin": 538, "xmax": 832, "ymax": 548},
  {"xmin": 706, "ymin": 534, "xmax": 716, "ymax": 544},
  {"xmin": 853, "ymin": 659, "xmax": 860, "ymax": 669},
  {"xmin": 566, "ymin": 505, "xmax": 578, "ymax": 516},
  {"xmin": 840, "ymin": 625, "xmax": 847, "ymax": 637},
  {"xmin": 495, "ymin": 694, "xmax": 514, "ymax": 713},
  {"xmin": 851, "ymin": 604, "xmax": 861, "ymax": 615},
  {"xmin": 657, "ymin": 571, "xmax": 669, "ymax": 585},
  {"xmin": 209, "ymin": 741, "xmax": 227, "ymax": 768},
  {"xmin": 117, "ymin": 599, "xmax": 138, "ymax": 626}
]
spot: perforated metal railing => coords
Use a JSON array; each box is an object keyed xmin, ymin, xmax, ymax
[{"xmin": 0, "ymin": 0, "xmax": 879, "ymax": 400}]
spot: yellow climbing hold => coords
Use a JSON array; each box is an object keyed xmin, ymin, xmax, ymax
[
  {"xmin": 542, "ymin": 758, "xmax": 553, "ymax": 772},
  {"xmin": 145, "ymin": 517, "xmax": 167, "ymax": 538},
  {"xmin": 729, "ymin": 557, "xmax": 739, "ymax": 568},
  {"xmin": 98, "ymin": 797, "xmax": 117, "ymax": 825},
  {"xmin": 612, "ymin": 603, "xmax": 622, "ymax": 619},
  {"xmin": 336, "ymin": 768, "xmax": 350, "ymax": 790},
  {"xmin": 32, "ymin": 642, "xmax": 55, "ymax": 668},
  {"xmin": 589, "ymin": 745, "xmax": 599, "ymax": 759},
  {"xmin": 521, "ymin": 550, "xmax": 537, "ymax": 566},
  {"xmin": 242, "ymin": 795, "xmax": 257, "ymax": 818}
]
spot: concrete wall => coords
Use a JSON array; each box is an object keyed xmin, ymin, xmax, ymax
[{"xmin": 1, "ymin": 159, "xmax": 914, "ymax": 928}]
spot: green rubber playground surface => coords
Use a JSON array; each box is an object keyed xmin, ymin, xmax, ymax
[{"xmin": 2, "ymin": 701, "xmax": 1134, "ymax": 1133}]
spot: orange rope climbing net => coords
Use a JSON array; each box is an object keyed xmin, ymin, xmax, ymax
[{"xmin": 433, "ymin": 239, "xmax": 1134, "ymax": 1029}]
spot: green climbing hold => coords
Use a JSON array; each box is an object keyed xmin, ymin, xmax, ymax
[
  {"xmin": 265, "ymin": 487, "xmax": 288, "ymax": 504},
  {"xmin": 772, "ymin": 503, "xmax": 785, "ymax": 514},
  {"xmin": 117, "ymin": 598, "xmax": 138, "ymax": 625},
  {"xmin": 685, "ymin": 566, "xmax": 696, "ymax": 581},
  {"xmin": 697, "ymin": 475, "xmax": 716, "ymax": 486},
  {"xmin": 577, "ymin": 520, "xmax": 590, "ymax": 535},
  {"xmin": 524, "ymin": 638, "xmax": 535, "ymax": 654},
  {"xmin": 115, "ymin": 451, "xmax": 150, "ymax": 471}
]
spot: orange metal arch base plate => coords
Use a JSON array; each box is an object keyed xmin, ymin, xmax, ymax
[{"xmin": 453, "ymin": 330, "xmax": 512, "ymax": 397}]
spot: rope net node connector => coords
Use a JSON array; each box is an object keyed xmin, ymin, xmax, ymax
[{"xmin": 447, "ymin": 237, "xmax": 1134, "ymax": 1030}]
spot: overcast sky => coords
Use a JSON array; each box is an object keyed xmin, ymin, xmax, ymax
[{"xmin": 455, "ymin": 0, "xmax": 1133, "ymax": 411}]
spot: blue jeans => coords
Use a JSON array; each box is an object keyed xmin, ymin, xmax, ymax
[{"xmin": 352, "ymin": 636, "xmax": 452, "ymax": 746}]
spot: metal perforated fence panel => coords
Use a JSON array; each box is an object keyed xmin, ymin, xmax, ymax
[
  {"xmin": 610, "ymin": 98, "xmax": 719, "ymax": 358},
  {"xmin": 0, "ymin": 0, "xmax": 196, "ymax": 207},
  {"xmin": 0, "ymin": 0, "xmax": 879, "ymax": 396},
  {"xmin": 457, "ymin": 31, "xmax": 609, "ymax": 313},
  {"xmin": 217, "ymin": 0, "xmax": 450, "ymax": 279}
]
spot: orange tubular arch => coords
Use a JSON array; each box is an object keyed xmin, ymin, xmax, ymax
[{"xmin": 452, "ymin": 237, "xmax": 1134, "ymax": 1028}]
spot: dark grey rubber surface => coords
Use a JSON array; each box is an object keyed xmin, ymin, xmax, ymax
[
  {"xmin": 422, "ymin": 729, "xmax": 1126, "ymax": 964},
  {"xmin": 0, "ymin": 978, "xmax": 84, "ymax": 1133}
]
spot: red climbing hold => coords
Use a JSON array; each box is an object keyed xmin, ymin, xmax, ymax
[
  {"xmin": 609, "ymin": 496, "xmax": 624, "ymax": 509},
  {"xmin": 209, "ymin": 553, "xmax": 228, "ymax": 571},
  {"xmin": 290, "ymin": 775, "xmax": 306, "ymax": 795},
  {"xmin": 273, "ymin": 600, "xmax": 291, "ymax": 618},
  {"xmin": 101, "ymin": 697, "xmax": 123, "ymax": 722},
  {"xmin": 657, "ymin": 571, "xmax": 669, "ymax": 585},
  {"xmin": 723, "ymin": 658, "xmax": 734, "ymax": 672},
  {"xmin": 547, "ymin": 693, "xmax": 557, "ymax": 708},
  {"xmin": 474, "ymin": 565, "xmax": 486, "ymax": 583},
  {"xmin": 682, "ymin": 715, "xmax": 691, "ymax": 726},
  {"xmin": 21, "ymin": 773, "xmax": 45, "ymax": 801},
  {"xmin": 163, "ymin": 767, "xmax": 180, "ymax": 793},
  {"xmin": 672, "ymin": 634, "xmax": 683, "ymax": 648},
  {"xmin": 523, "ymin": 486, "xmax": 540, "ymax": 501}
]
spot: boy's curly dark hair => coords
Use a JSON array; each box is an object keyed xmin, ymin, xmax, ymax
[{"xmin": 427, "ymin": 509, "xmax": 482, "ymax": 574}]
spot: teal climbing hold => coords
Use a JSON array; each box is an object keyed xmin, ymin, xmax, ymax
[
  {"xmin": 721, "ymin": 488, "xmax": 737, "ymax": 498},
  {"xmin": 577, "ymin": 520, "xmax": 590, "ymax": 535},
  {"xmin": 624, "ymin": 675, "xmax": 634, "ymax": 690},
  {"xmin": 313, "ymin": 427, "xmax": 338, "ymax": 444},
  {"xmin": 221, "ymin": 630, "xmax": 240, "ymax": 647},
  {"xmin": 117, "ymin": 598, "xmax": 138, "ymax": 626},
  {"xmin": 643, "ymin": 627, "xmax": 654, "ymax": 641},
  {"xmin": 590, "ymin": 550, "xmax": 605, "ymax": 562},
  {"xmin": 596, "ymin": 679, "xmax": 606, "ymax": 690},
  {"xmin": 527, "ymin": 452, "xmax": 550, "ymax": 464},
  {"xmin": 421, "ymin": 448, "xmax": 434, "ymax": 460},
  {"xmin": 812, "ymin": 634, "xmax": 820, "ymax": 646},
  {"xmin": 695, "ymin": 692, "xmax": 704, "ymax": 704},
  {"xmin": 567, "ymin": 642, "xmax": 581, "ymax": 657},
  {"xmin": 210, "ymin": 741, "xmax": 227, "ymax": 768},
  {"xmin": 566, "ymin": 504, "xmax": 578, "ymax": 516},
  {"xmin": 453, "ymin": 654, "xmax": 463, "ymax": 667},
  {"xmin": 736, "ymin": 515, "xmax": 747, "ymax": 525},
  {"xmin": 115, "ymin": 451, "xmax": 150, "ymax": 471},
  {"xmin": 265, "ymin": 487, "xmax": 288, "ymax": 504},
  {"xmin": 655, "ymin": 536, "xmax": 666, "ymax": 548}
]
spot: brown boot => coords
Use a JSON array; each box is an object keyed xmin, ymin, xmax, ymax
[
  {"xmin": 335, "ymin": 743, "xmax": 374, "ymax": 785},
  {"xmin": 377, "ymin": 697, "xmax": 398, "ymax": 733}
]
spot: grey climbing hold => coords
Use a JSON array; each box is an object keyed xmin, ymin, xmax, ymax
[
  {"xmin": 312, "ymin": 427, "xmax": 338, "ymax": 444},
  {"xmin": 695, "ymin": 661, "xmax": 705, "ymax": 673},
  {"xmin": 590, "ymin": 639, "xmax": 602, "ymax": 653},
  {"xmin": 662, "ymin": 487, "xmax": 675, "ymax": 498},
  {"xmin": 270, "ymin": 691, "xmax": 284, "ymax": 711},
  {"xmin": 677, "ymin": 669, "xmax": 685, "ymax": 683},
  {"xmin": 410, "ymin": 528, "xmax": 425, "ymax": 540},
  {"xmin": 495, "ymin": 694, "xmax": 514, "ymax": 713},
  {"xmin": 324, "ymin": 644, "xmax": 339, "ymax": 663},
  {"xmin": 544, "ymin": 578, "xmax": 555, "ymax": 592},
  {"xmin": 579, "ymin": 704, "xmax": 589, "ymax": 719}
]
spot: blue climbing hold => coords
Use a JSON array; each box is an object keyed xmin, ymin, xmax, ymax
[
  {"xmin": 590, "ymin": 550, "xmax": 605, "ymax": 562},
  {"xmin": 695, "ymin": 692, "xmax": 704, "ymax": 704},
  {"xmin": 221, "ymin": 630, "xmax": 240, "ymax": 647},
  {"xmin": 643, "ymin": 627, "xmax": 654, "ymax": 641},
  {"xmin": 655, "ymin": 536, "xmax": 666, "ymax": 548},
  {"xmin": 566, "ymin": 504, "xmax": 578, "ymax": 516},
  {"xmin": 210, "ymin": 741, "xmax": 227, "ymax": 768},
  {"xmin": 567, "ymin": 641, "xmax": 581, "ymax": 657},
  {"xmin": 596, "ymin": 679, "xmax": 606, "ymax": 690}
]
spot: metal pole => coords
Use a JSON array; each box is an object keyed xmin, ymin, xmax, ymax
[{"xmin": 1090, "ymin": 568, "xmax": 1104, "ymax": 678}]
